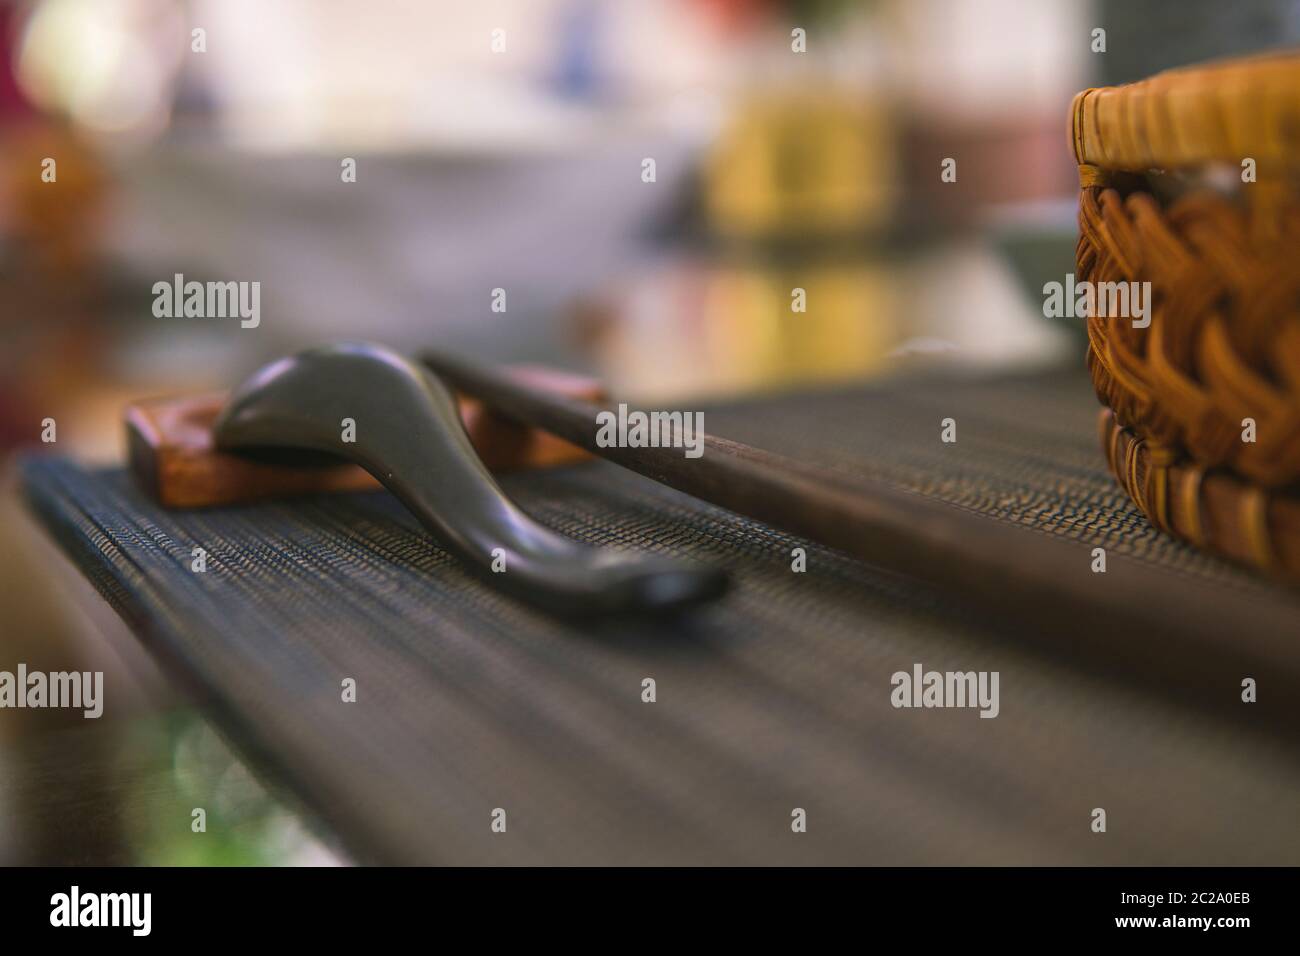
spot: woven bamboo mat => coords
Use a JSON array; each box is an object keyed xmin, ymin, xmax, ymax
[{"xmin": 21, "ymin": 365, "xmax": 1300, "ymax": 864}]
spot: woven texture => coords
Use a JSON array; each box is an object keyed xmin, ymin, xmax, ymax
[
  {"xmin": 1073, "ymin": 53, "xmax": 1300, "ymax": 577},
  {"xmin": 23, "ymin": 367, "xmax": 1300, "ymax": 864}
]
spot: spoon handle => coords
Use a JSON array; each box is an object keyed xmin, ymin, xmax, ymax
[{"xmin": 213, "ymin": 343, "xmax": 726, "ymax": 616}]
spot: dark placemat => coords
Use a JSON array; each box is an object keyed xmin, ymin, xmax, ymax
[
  {"xmin": 703, "ymin": 367, "xmax": 1292, "ymax": 591},
  {"xmin": 21, "ymin": 366, "xmax": 1300, "ymax": 864}
]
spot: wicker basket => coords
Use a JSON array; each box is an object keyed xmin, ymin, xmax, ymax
[{"xmin": 1072, "ymin": 53, "xmax": 1300, "ymax": 579}]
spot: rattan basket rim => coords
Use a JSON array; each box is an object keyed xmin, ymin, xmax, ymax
[{"xmin": 1071, "ymin": 50, "xmax": 1300, "ymax": 174}]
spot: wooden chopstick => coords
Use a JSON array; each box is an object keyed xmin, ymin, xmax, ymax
[{"xmin": 422, "ymin": 350, "xmax": 1300, "ymax": 736}]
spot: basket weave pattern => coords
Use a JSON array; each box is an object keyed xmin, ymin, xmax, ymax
[{"xmin": 1072, "ymin": 55, "xmax": 1300, "ymax": 578}]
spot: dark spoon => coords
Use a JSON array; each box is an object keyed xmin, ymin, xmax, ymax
[{"xmin": 212, "ymin": 342, "xmax": 727, "ymax": 616}]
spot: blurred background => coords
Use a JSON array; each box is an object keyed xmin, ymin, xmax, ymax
[{"xmin": 2, "ymin": 0, "xmax": 1298, "ymax": 864}]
